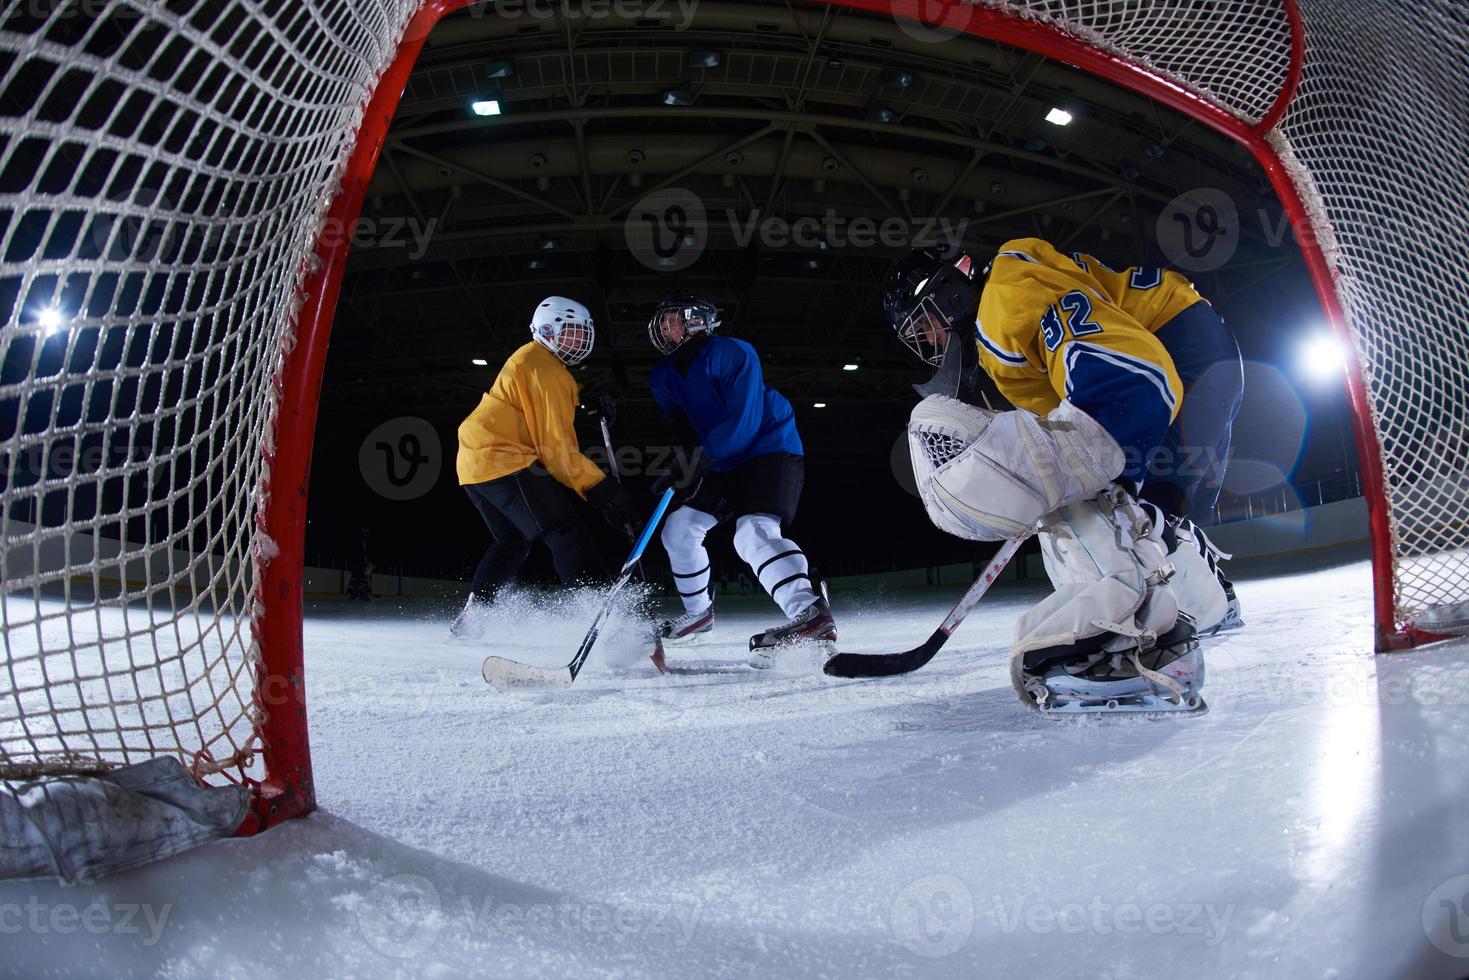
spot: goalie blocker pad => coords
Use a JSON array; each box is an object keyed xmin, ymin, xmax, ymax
[{"xmin": 907, "ymin": 396, "xmax": 1125, "ymax": 541}]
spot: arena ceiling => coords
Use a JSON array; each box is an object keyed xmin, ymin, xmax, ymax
[{"xmin": 327, "ymin": 0, "xmax": 1304, "ymax": 430}]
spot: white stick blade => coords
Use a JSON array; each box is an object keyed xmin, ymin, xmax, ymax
[{"xmin": 482, "ymin": 657, "xmax": 574, "ymax": 690}]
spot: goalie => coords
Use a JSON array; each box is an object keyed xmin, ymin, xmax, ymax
[{"xmin": 883, "ymin": 238, "xmax": 1243, "ymax": 714}]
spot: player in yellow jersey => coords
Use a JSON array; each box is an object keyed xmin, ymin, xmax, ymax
[
  {"xmin": 451, "ymin": 296, "xmax": 642, "ymax": 639},
  {"xmin": 882, "ymin": 239, "xmax": 1243, "ymax": 714}
]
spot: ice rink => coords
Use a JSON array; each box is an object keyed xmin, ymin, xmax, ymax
[{"xmin": 7, "ymin": 553, "xmax": 1469, "ymax": 979}]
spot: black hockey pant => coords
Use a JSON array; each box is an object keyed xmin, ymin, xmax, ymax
[{"xmin": 464, "ymin": 467, "xmax": 608, "ymax": 602}]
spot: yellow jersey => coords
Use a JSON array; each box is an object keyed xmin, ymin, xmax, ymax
[
  {"xmin": 974, "ymin": 238, "xmax": 1206, "ymax": 472},
  {"xmin": 456, "ymin": 341, "xmax": 606, "ymax": 496}
]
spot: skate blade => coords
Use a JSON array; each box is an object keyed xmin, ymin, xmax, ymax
[
  {"xmin": 748, "ymin": 637, "xmax": 836, "ymax": 670},
  {"xmin": 660, "ymin": 630, "xmax": 710, "ymax": 648},
  {"xmin": 1034, "ymin": 693, "xmax": 1207, "ymax": 717}
]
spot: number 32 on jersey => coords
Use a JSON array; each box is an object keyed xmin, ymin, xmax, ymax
[{"xmin": 1040, "ymin": 290, "xmax": 1104, "ymax": 351}]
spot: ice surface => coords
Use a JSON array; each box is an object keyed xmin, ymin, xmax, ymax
[{"xmin": 6, "ymin": 558, "xmax": 1469, "ymax": 979}]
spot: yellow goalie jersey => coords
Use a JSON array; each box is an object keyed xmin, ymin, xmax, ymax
[{"xmin": 975, "ymin": 237, "xmax": 1206, "ymax": 477}]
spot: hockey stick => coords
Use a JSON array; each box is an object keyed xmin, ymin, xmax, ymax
[
  {"xmin": 822, "ymin": 535, "xmax": 1025, "ymax": 678},
  {"xmin": 600, "ymin": 415, "xmax": 644, "ymax": 579},
  {"xmin": 482, "ymin": 487, "xmax": 675, "ymax": 689}
]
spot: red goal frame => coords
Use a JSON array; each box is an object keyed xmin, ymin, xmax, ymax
[{"xmin": 246, "ymin": 0, "xmax": 1419, "ymax": 832}]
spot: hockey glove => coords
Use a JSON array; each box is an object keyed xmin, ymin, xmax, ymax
[
  {"xmin": 586, "ymin": 475, "xmax": 642, "ymax": 540},
  {"xmin": 651, "ymin": 449, "xmax": 711, "ymax": 507},
  {"xmin": 577, "ymin": 377, "xmax": 618, "ymax": 428}
]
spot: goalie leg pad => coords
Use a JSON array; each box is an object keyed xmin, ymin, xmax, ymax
[
  {"xmin": 1011, "ymin": 488, "xmax": 1202, "ymax": 712},
  {"xmin": 908, "ymin": 396, "xmax": 1125, "ymax": 541}
]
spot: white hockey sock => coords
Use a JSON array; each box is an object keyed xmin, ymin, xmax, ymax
[
  {"xmin": 661, "ymin": 505, "xmax": 719, "ymax": 614},
  {"xmin": 733, "ymin": 513, "xmax": 819, "ymax": 619}
]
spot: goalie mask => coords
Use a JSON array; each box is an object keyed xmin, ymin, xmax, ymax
[
  {"xmin": 648, "ymin": 293, "xmax": 721, "ymax": 355},
  {"xmin": 882, "ymin": 248, "xmax": 980, "ymax": 365},
  {"xmin": 530, "ymin": 296, "xmax": 596, "ymax": 365}
]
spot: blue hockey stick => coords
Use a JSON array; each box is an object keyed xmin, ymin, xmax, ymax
[{"xmin": 482, "ymin": 488, "xmax": 675, "ymax": 689}]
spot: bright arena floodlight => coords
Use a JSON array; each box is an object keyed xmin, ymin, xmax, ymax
[
  {"xmin": 1301, "ymin": 331, "xmax": 1347, "ymax": 383},
  {"xmin": 1045, "ymin": 106, "xmax": 1074, "ymax": 126},
  {"xmin": 36, "ymin": 306, "xmax": 67, "ymax": 335},
  {"xmin": 471, "ymin": 358, "xmax": 488, "ymax": 366},
  {"xmin": 812, "ymin": 402, "xmax": 827, "ymax": 409},
  {"xmin": 842, "ymin": 363, "xmax": 859, "ymax": 372},
  {"xmin": 470, "ymin": 99, "xmax": 501, "ymax": 117}
]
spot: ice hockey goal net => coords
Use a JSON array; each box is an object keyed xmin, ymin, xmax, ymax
[{"xmin": 1, "ymin": 0, "xmax": 1464, "ymax": 833}]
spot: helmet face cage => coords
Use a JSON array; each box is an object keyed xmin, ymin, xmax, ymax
[
  {"xmin": 548, "ymin": 318, "xmax": 595, "ymax": 365},
  {"xmin": 885, "ymin": 254, "xmax": 978, "ymax": 366},
  {"xmin": 896, "ymin": 293, "xmax": 954, "ymax": 366},
  {"xmin": 648, "ymin": 295, "xmax": 720, "ymax": 355}
]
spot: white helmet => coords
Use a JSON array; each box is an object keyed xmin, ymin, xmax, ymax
[{"xmin": 530, "ymin": 296, "xmax": 595, "ymax": 365}]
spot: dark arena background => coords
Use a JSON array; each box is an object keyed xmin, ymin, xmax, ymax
[{"xmin": 309, "ymin": 0, "xmax": 1353, "ymax": 588}]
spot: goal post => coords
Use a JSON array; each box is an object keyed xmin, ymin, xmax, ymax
[{"xmin": 1, "ymin": 0, "xmax": 1464, "ymax": 841}]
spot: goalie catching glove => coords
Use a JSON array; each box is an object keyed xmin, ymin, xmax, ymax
[{"xmin": 908, "ymin": 394, "xmax": 1124, "ymax": 541}]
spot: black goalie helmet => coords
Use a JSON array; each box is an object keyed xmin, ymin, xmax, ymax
[
  {"xmin": 882, "ymin": 248, "xmax": 981, "ymax": 365},
  {"xmin": 648, "ymin": 293, "xmax": 721, "ymax": 355}
]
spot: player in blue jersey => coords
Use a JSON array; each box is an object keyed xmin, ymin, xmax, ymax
[{"xmin": 645, "ymin": 294, "xmax": 836, "ymax": 667}]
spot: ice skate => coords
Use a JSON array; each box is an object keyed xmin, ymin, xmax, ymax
[
  {"xmin": 449, "ymin": 597, "xmax": 489, "ymax": 640},
  {"xmin": 655, "ymin": 606, "xmax": 715, "ymax": 645},
  {"xmin": 748, "ymin": 597, "xmax": 837, "ymax": 668},
  {"xmin": 1013, "ymin": 617, "xmax": 1207, "ymax": 715}
]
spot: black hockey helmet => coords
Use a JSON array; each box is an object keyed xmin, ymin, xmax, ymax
[
  {"xmin": 648, "ymin": 293, "xmax": 721, "ymax": 355},
  {"xmin": 882, "ymin": 247, "xmax": 980, "ymax": 365}
]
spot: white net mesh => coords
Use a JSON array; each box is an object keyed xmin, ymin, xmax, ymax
[
  {"xmin": 976, "ymin": 0, "xmax": 1469, "ymax": 638},
  {"xmin": 1, "ymin": 0, "xmax": 1465, "ymax": 795},
  {"xmin": 0, "ymin": 1, "xmax": 416, "ymax": 783}
]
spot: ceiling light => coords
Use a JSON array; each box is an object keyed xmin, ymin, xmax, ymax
[
  {"xmin": 471, "ymin": 358, "xmax": 488, "ymax": 366},
  {"xmin": 866, "ymin": 102, "xmax": 895, "ymax": 124},
  {"xmin": 812, "ymin": 402, "xmax": 827, "ymax": 409},
  {"xmin": 688, "ymin": 49, "xmax": 721, "ymax": 69},
  {"xmin": 527, "ymin": 258, "xmax": 546, "ymax": 271},
  {"xmin": 1045, "ymin": 106, "xmax": 1073, "ymax": 126},
  {"xmin": 882, "ymin": 68, "xmax": 916, "ymax": 89},
  {"xmin": 37, "ymin": 307, "xmax": 67, "ymax": 335},
  {"xmin": 470, "ymin": 99, "xmax": 501, "ymax": 117},
  {"xmin": 662, "ymin": 87, "xmax": 694, "ymax": 107},
  {"xmin": 484, "ymin": 61, "xmax": 515, "ymax": 79},
  {"xmin": 842, "ymin": 363, "xmax": 859, "ymax": 372}
]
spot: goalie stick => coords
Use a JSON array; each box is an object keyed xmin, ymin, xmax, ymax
[
  {"xmin": 822, "ymin": 535, "xmax": 1025, "ymax": 678},
  {"xmin": 482, "ymin": 487, "xmax": 675, "ymax": 690}
]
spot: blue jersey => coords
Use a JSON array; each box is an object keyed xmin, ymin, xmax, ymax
[{"xmin": 647, "ymin": 335, "xmax": 803, "ymax": 472}]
